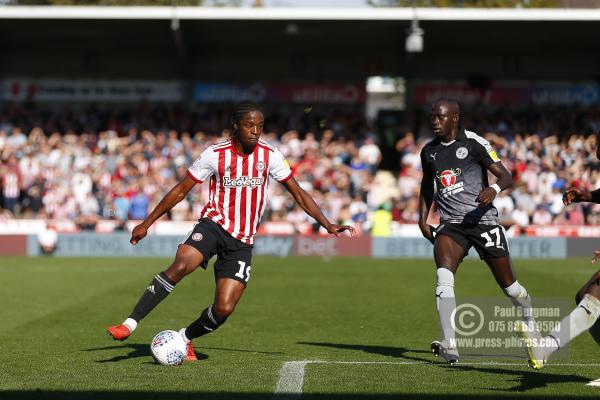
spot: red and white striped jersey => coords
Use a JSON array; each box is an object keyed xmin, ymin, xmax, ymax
[
  {"xmin": 2, "ymin": 168, "xmax": 20, "ymax": 199},
  {"xmin": 187, "ymin": 138, "xmax": 293, "ymax": 244}
]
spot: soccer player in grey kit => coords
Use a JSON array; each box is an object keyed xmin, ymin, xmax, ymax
[{"xmin": 419, "ymin": 99, "xmax": 537, "ymax": 364}]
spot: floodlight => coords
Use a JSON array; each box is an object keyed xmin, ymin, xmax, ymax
[{"xmin": 405, "ymin": 19, "xmax": 424, "ymax": 53}]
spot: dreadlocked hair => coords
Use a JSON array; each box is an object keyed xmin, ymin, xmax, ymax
[{"xmin": 231, "ymin": 101, "xmax": 262, "ymax": 125}]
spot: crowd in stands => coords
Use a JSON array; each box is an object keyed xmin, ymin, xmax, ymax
[{"xmin": 1, "ymin": 103, "xmax": 599, "ymax": 235}]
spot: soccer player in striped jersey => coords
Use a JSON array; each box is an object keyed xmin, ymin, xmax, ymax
[
  {"xmin": 518, "ymin": 186, "xmax": 600, "ymax": 369},
  {"xmin": 107, "ymin": 102, "xmax": 355, "ymax": 360}
]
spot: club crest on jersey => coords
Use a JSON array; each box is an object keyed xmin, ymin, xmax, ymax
[
  {"xmin": 255, "ymin": 161, "xmax": 266, "ymax": 172},
  {"xmin": 223, "ymin": 176, "xmax": 264, "ymax": 188},
  {"xmin": 456, "ymin": 147, "xmax": 468, "ymax": 159},
  {"xmin": 436, "ymin": 168, "xmax": 464, "ymax": 197}
]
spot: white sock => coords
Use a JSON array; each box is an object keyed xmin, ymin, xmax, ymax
[
  {"xmin": 436, "ymin": 268, "xmax": 456, "ymax": 348},
  {"xmin": 123, "ymin": 318, "xmax": 137, "ymax": 332},
  {"xmin": 504, "ymin": 281, "xmax": 538, "ymax": 333},
  {"xmin": 545, "ymin": 294, "xmax": 600, "ymax": 355},
  {"xmin": 179, "ymin": 328, "xmax": 190, "ymax": 343}
]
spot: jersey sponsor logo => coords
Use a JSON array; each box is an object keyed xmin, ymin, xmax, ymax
[
  {"xmin": 192, "ymin": 233, "xmax": 203, "ymax": 241},
  {"xmin": 456, "ymin": 147, "xmax": 468, "ymax": 159},
  {"xmin": 429, "ymin": 152, "xmax": 437, "ymax": 160},
  {"xmin": 437, "ymin": 168, "xmax": 462, "ymax": 188},
  {"xmin": 436, "ymin": 168, "xmax": 464, "ymax": 197},
  {"xmin": 222, "ymin": 176, "xmax": 264, "ymax": 188},
  {"xmin": 255, "ymin": 161, "xmax": 266, "ymax": 172}
]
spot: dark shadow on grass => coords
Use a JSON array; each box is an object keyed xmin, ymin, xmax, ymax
[
  {"xmin": 447, "ymin": 364, "xmax": 591, "ymax": 392},
  {"xmin": 459, "ymin": 352, "xmax": 528, "ymax": 359},
  {"xmin": 83, "ymin": 343, "xmax": 208, "ymax": 363},
  {"xmin": 297, "ymin": 342, "xmax": 433, "ymax": 363},
  {"xmin": 2, "ymin": 391, "xmax": 599, "ymax": 400},
  {"xmin": 201, "ymin": 346, "xmax": 284, "ymax": 355}
]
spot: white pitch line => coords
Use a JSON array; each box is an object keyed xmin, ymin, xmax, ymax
[
  {"xmin": 274, "ymin": 361, "xmax": 310, "ymax": 399},
  {"xmin": 273, "ymin": 360, "xmax": 600, "ymax": 399}
]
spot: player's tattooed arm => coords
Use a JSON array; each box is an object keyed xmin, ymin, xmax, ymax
[
  {"xmin": 418, "ymin": 157, "xmax": 435, "ymax": 245},
  {"xmin": 282, "ymin": 176, "xmax": 355, "ymax": 237},
  {"xmin": 562, "ymin": 187, "xmax": 600, "ymax": 205},
  {"xmin": 130, "ymin": 175, "xmax": 197, "ymax": 245},
  {"xmin": 475, "ymin": 162, "xmax": 513, "ymax": 207}
]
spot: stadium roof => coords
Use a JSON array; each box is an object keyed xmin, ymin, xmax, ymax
[
  {"xmin": 2, "ymin": 6, "xmax": 600, "ymax": 21},
  {"xmin": 2, "ymin": 5, "xmax": 599, "ymax": 81}
]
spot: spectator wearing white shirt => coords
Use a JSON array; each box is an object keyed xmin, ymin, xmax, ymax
[
  {"xmin": 532, "ymin": 205, "xmax": 553, "ymax": 226},
  {"xmin": 511, "ymin": 204, "xmax": 530, "ymax": 227},
  {"xmin": 358, "ymin": 137, "xmax": 382, "ymax": 174},
  {"xmin": 493, "ymin": 191, "xmax": 515, "ymax": 216}
]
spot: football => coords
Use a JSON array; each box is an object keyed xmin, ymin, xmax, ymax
[{"xmin": 150, "ymin": 330, "xmax": 187, "ymax": 366}]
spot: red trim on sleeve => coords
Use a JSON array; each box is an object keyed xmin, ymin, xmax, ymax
[
  {"xmin": 277, "ymin": 172, "xmax": 294, "ymax": 183},
  {"xmin": 187, "ymin": 170, "xmax": 203, "ymax": 184}
]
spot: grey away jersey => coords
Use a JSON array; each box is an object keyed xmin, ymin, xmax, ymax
[{"xmin": 420, "ymin": 129, "xmax": 501, "ymax": 225}]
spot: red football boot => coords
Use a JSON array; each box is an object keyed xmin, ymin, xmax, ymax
[
  {"xmin": 185, "ymin": 341, "xmax": 198, "ymax": 362},
  {"xmin": 107, "ymin": 324, "xmax": 132, "ymax": 341}
]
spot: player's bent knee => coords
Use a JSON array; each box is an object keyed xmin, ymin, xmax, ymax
[
  {"xmin": 587, "ymin": 284, "xmax": 600, "ymax": 301},
  {"xmin": 166, "ymin": 260, "xmax": 196, "ymax": 281},
  {"xmin": 213, "ymin": 302, "xmax": 236, "ymax": 318}
]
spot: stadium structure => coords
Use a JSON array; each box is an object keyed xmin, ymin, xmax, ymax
[{"xmin": 2, "ymin": 3, "xmax": 600, "ymax": 399}]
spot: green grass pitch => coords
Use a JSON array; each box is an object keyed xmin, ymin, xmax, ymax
[{"xmin": 1, "ymin": 255, "xmax": 600, "ymax": 399}]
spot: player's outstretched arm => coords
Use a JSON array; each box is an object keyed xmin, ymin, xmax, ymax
[
  {"xmin": 282, "ymin": 177, "xmax": 355, "ymax": 236},
  {"xmin": 418, "ymin": 164, "xmax": 435, "ymax": 244},
  {"xmin": 130, "ymin": 175, "xmax": 197, "ymax": 245},
  {"xmin": 562, "ymin": 187, "xmax": 597, "ymax": 206},
  {"xmin": 475, "ymin": 161, "xmax": 513, "ymax": 207}
]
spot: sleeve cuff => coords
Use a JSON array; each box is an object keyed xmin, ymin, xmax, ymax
[
  {"xmin": 187, "ymin": 170, "xmax": 203, "ymax": 184},
  {"xmin": 277, "ymin": 172, "xmax": 294, "ymax": 183}
]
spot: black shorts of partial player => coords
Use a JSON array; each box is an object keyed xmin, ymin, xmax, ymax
[{"xmin": 181, "ymin": 218, "xmax": 253, "ymax": 285}]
